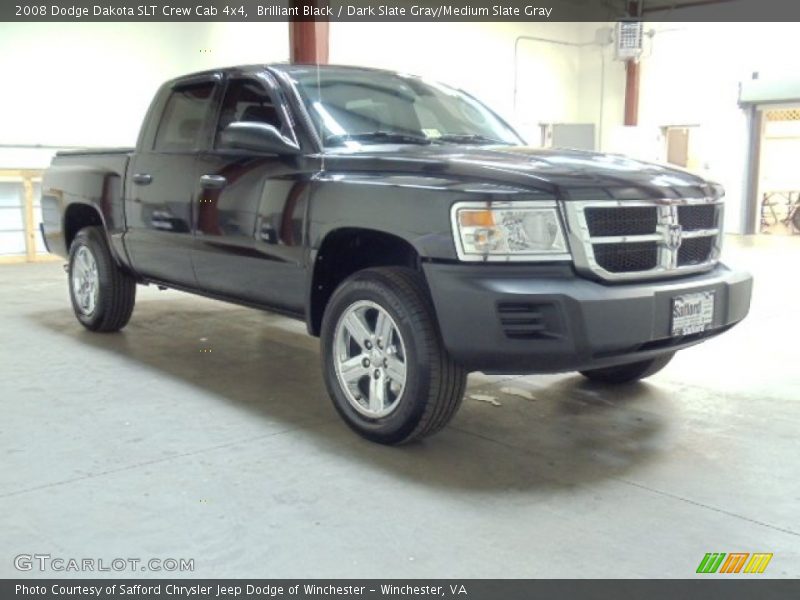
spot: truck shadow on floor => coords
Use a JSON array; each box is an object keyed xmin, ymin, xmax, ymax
[{"xmin": 29, "ymin": 299, "xmax": 673, "ymax": 493}]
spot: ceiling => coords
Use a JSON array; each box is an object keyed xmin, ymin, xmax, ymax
[{"xmin": 639, "ymin": 0, "xmax": 739, "ymax": 15}]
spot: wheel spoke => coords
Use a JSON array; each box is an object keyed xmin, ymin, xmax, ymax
[
  {"xmin": 74, "ymin": 258, "xmax": 85, "ymax": 278},
  {"xmin": 343, "ymin": 311, "xmax": 372, "ymax": 346},
  {"xmin": 369, "ymin": 371, "xmax": 386, "ymax": 412},
  {"xmin": 385, "ymin": 355, "xmax": 406, "ymax": 384},
  {"xmin": 340, "ymin": 355, "xmax": 369, "ymax": 384},
  {"xmin": 374, "ymin": 311, "xmax": 393, "ymax": 347},
  {"xmin": 88, "ymin": 283, "xmax": 97, "ymax": 312}
]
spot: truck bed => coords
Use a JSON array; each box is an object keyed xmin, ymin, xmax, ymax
[
  {"xmin": 55, "ymin": 147, "xmax": 134, "ymax": 157},
  {"xmin": 41, "ymin": 150, "xmax": 132, "ymax": 258}
]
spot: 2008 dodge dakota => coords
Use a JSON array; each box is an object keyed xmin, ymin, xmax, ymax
[{"xmin": 41, "ymin": 64, "xmax": 753, "ymax": 444}]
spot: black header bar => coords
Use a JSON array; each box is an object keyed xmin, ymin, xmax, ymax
[
  {"xmin": 3, "ymin": 0, "xmax": 800, "ymax": 22},
  {"xmin": 3, "ymin": 579, "xmax": 799, "ymax": 600}
]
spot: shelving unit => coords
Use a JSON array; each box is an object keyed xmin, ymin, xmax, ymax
[{"xmin": 0, "ymin": 169, "xmax": 57, "ymax": 264}]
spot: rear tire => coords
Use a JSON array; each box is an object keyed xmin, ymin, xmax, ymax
[
  {"xmin": 320, "ymin": 267, "xmax": 467, "ymax": 445},
  {"xmin": 579, "ymin": 353, "xmax": 674, "ymax": 384},
  {"xmin": 68, "ymin": 226, "xmax": 136, "ymax": 332}
]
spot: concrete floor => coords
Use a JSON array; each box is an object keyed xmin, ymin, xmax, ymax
[{"xmin": 1, "ymin": 235, "xmax": 798, "ymax": 578}]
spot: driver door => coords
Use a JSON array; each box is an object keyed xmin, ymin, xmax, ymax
[{"xmin": 191, "ymin": 75, "xmax": 308, "ymax": 314}]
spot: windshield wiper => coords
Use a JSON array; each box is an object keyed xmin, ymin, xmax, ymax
[
  {"xmin": 435, "ymin": 133, "xmax": 511, "ymax": 145},
  {"xmin": 325, "ymin": 132, "xmax": 432, "ymax": 146}
]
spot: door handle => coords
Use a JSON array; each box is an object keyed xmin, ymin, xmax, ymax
[
  {"xmin": 132, "ymin": 173, "xmax": 152, "ymax": 185},
  {"xmin": 199, "ymin": 174, "xmax": 227, "ymax": 189},
  {"xmin": 259, "ymin": 223, "xmax": 277, "ymax": 244}
]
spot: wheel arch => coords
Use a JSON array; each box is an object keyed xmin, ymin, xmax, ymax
[
  {"xmin": 64, "ymin": 202, "xmax": 104, "ymax": 250},
  {"xmin": 307, "ymin": 227, "xmax": 426, "ymax": 336},
  {"xmin": 62, "ymin": 202, "xmax": 123, "ymax": 266}
]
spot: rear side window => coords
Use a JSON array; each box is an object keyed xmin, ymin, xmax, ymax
[{"xmin": 154, "ymin": 82, "xmax": 215, "ymax": 151}]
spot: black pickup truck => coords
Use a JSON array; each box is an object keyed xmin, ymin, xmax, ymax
[{"xmin": 42, "ymin": 64, "xmax": 753, "ymax": 444}]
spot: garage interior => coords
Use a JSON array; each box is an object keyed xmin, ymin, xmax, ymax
[{"xmin": 2, "ymin": 5, "xmax": 799, "ymax": 579}]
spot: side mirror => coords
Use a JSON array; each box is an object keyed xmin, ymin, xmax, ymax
[{"xmin": 218, "ymin": 122, "xmax": 301, "ymax": 155}]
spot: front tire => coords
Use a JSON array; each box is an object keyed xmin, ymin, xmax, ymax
[
  {"xmin": 320, "ymin": 267, "xmax": 467, "ymax": 445},
  {"xmin": 68, "ymin": 226, "xmax": 136, "ymax": 332},
  {"xmin": 579, "ymin": 353, "xmax": 674, "ymax": 384}
]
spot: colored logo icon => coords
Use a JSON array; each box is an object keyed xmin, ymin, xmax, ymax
[{"xmin": 696, "ymin": 553, "xmax": 773, "ymax": 574}]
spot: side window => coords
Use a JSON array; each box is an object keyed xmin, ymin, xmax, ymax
[
  {"xmin": 215, "ymin": 79, "xmax": 283, "ymax": 147},
  {"xmin": 153, "ymin": 82, "xmax": 215, "ymax": 151}
]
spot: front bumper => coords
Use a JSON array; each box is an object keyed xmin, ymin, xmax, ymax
[{"xmin": 422, "ymin": 262, "xmax": 753, "ymax": 374}]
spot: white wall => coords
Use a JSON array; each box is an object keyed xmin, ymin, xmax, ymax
[
  {"xmin": 0, "ymin": 22, "xmax": 288, "ymax": 168},
  {"xmin": 1, "ymin": 21, "xmax": 619, "ymax": 163},
  {"xmin": 760, "ymin": 119, "xmax": 800, "ymax": 191},
  {"xmin": 577, "ymin": 32, "xmax": 625, "ymax": 152},
  {"xmin": 622, "ymin": 22, "xmax": 800, "ymax": 233}
]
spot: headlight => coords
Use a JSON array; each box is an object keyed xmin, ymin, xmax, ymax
[{"xmin": 451, "ymin": 201, "xmax": 570, "ymax": 261}]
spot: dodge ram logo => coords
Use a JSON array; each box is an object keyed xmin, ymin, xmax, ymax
[{"xmin": 666, "ymin": 223, "xmax": 683, "ymax": 250}]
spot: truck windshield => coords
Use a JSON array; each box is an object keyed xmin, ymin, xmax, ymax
[{"xmin": 286, "ymin": 67, "xmax": 524, "ymax": 148}]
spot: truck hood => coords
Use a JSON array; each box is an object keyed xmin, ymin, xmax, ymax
[{"xmin": 322, "ymin": 144, "xmax": 718, "ymax": 200}]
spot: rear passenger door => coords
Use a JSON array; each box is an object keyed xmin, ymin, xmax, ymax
[{"xmin": 124, "ymin": 77, "xmax": 219, "ymax": 287}]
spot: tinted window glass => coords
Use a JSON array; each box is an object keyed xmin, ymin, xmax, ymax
[
  {"xmin": 287, "ymin": 68, "xmax": 523, "ymax": 147},
  {"xmin": 154, "ymin": 82, "xmax": 215, "ymax": 151},
  {"xmin": 216, "ymin": 79, "xmax": 283, "ymax": 146}
]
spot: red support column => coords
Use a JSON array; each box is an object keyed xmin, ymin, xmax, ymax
[
  {"xmin": 624, "ymin": 59, "xmax": 640, "ymax": 126},
  {"xmin": 623, "ymin": 0, "xmax": 641, "ymax": 126},
  {"xmin": 289, "ymin": 1, "xmax": 329, "ymax": 64}
]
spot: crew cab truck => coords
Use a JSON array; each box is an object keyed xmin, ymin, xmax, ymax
[{"xmin": 42, "ymin": 64, "xmax": 753, "ymax": 445}]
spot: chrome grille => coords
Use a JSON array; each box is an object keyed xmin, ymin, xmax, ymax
[
  {"xmin": 564, "ymin": 198, "xmax": 723, "ymax": 281},
  {"xmin": 594, "ymin": 241, "xmax": 658, "ymax": 273},
  {"xmin": 678, "ymin": 204, "xmax": 718, "ymax": 231},
  {"xmin": 585, "ymin": 206, "xmax": 657, "ymax": 236},
  {"xmin": 678, "ymin": 236, "xmax": 714, "ymax": 266}
]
